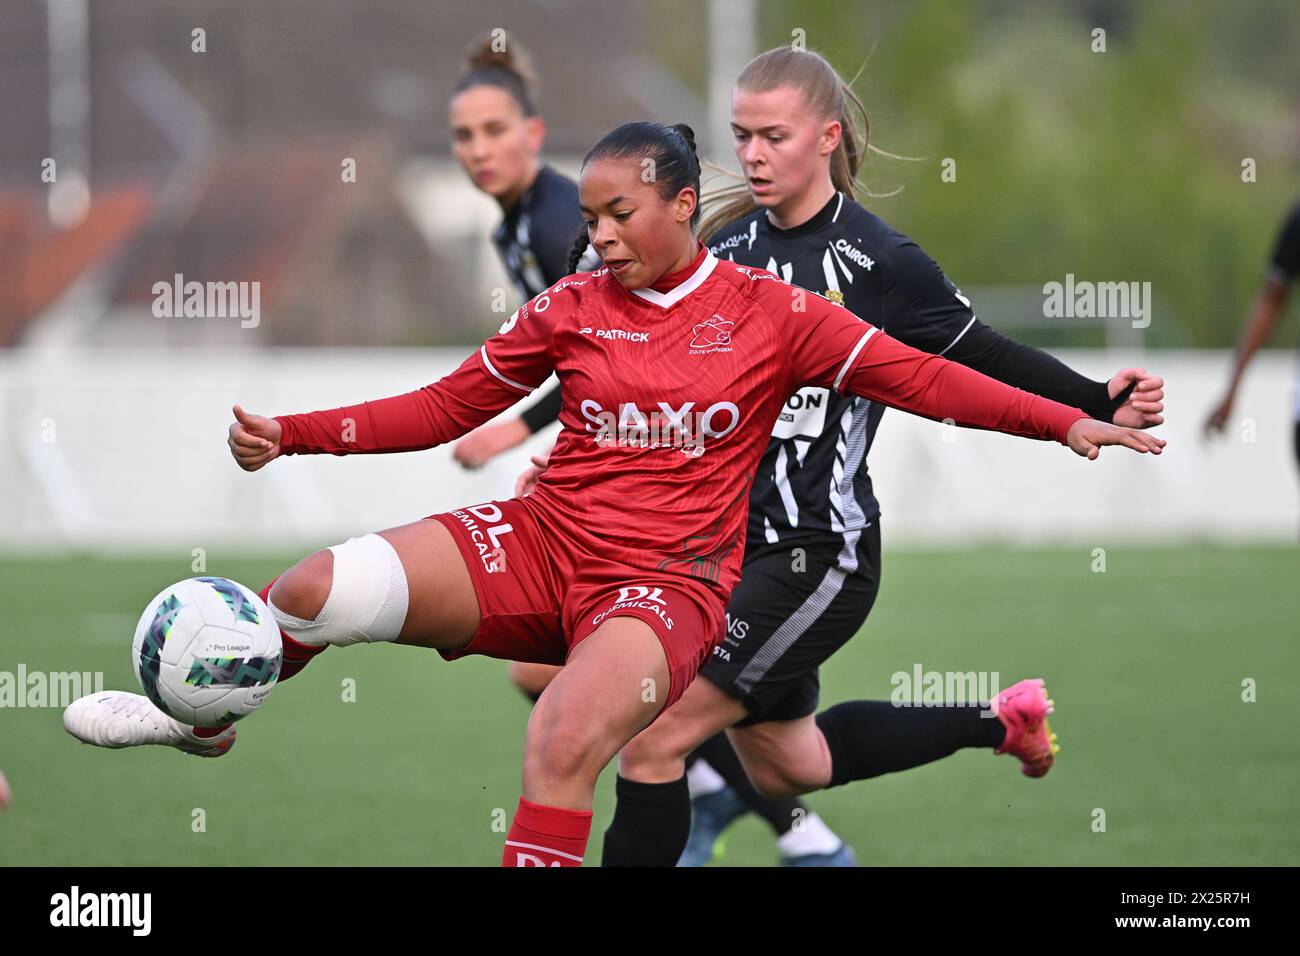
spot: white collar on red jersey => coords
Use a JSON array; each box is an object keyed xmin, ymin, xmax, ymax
[{"xmin": 629, "ymin": 249, "xmax": 719, "ymax": 309}]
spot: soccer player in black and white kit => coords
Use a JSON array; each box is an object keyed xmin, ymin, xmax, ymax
[
  {"xmin": 448, "ymin": 36, "xmax": 854, "ymax": 864},
  {"xmin": 1205, "ymin": 200, "xmax": 1300, "ymax": 487},
  {"xmin": 561, "ymin": 47, "xmax": 1165, "ymax": 867},
  {"xmin": 448, "ymin": 37, "xmax": 591, "ymax": 469}
]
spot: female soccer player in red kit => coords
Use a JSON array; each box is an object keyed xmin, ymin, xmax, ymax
[
  {"xmin": 445, "ymin": 34, "xmax": 841, "ymax": 860},
  {"xmin": 65, "ymin": 121, "xmax": 1163, "ymax": 866}
]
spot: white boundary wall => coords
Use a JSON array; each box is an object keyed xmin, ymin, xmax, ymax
[{"xmin": 1, "ymin": 348, "xmax": 1296, "ymax": 555}]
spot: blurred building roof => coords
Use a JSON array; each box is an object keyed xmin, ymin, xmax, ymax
[
  {"xmin": 0, "ymin": 185, "xmax": 154, "ymax": 346},
  {"xmin": 0, "ymin": 0, "xmax": 704, "ymax": 347},
  {"xmin": 1, "ymin": 0, "xmax": 703, "ymax": 187},
  {"xmin": 111, "ymin": 141, "xmax": 351, "ymax": 313},
  {"xmin": 103, "ymin": 138, "xmax": 439, "ymax": 347}
]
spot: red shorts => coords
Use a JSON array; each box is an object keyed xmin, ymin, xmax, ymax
[{"xmin": 428, "ymin": 497, "xmax": 725, "ymax": 713}]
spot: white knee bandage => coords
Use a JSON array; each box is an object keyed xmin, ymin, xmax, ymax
[{"xmin": 269, "ymin": 533, "xmax": 409, "ymax": 647}]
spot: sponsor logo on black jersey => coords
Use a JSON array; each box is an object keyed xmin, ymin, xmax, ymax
[{"xmin": 833, "ymin": 238, "xmax": 875, "ymax": 271}]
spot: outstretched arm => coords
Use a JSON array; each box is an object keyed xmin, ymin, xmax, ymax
[
  {"xmin": 874, "ymin": 240, "xmax": 1163, "ymax": 428},
  {"xmin": 275, "ymin": 352, "xmax": 535, "ymax": 456},
  {"xmin": 946, "ymin": 323, "xmax": 1163, "ymax": 429},
  {"xmin": 227, "ymin": 352, "xmax": 536, "ymax": 471},
  {"xmin": 777, "ymin": 281, "xmax": 1165, "ymax": 460},
  {"xmin": 230, "ymin": 294, "xmax": 561, "ymax": 470},
  {"xmin": 836, "ymin": 328, "xmax": 1163, "ymax": 458}
]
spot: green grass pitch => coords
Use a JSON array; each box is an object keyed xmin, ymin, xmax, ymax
[{"xmin": 2, "ymin": 545, "xmax": 1296, "ymax": 866}]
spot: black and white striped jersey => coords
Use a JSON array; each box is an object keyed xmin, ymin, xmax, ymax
[
  {"xmin": 708, "ymin": 191, "xmax": 1118, "ymax": 553},
  {"xmin": 492, "ymin": 164, "xmax": 589, "ymax": 303}
]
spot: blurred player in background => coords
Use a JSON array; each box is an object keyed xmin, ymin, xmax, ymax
[
  {"xmin": 445, "ymin": 35, "xmax": 584, "ymax": 706},
  {"xmin": 448, "ymin": 36, "xmax": 590, "ymax": 468},
  {"xmin": 448, "ymin": 34, "xmax": 851, "ymax": 865},
  {"xmin": 1204, "ymin": 201, "xmax": 1300, "ymax": 500}
]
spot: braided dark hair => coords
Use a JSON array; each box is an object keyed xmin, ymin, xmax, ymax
[
  {"xmin": 581, "ymin": 121, "xmax": 702, "ymax": 228},
  {"xmin": 567, "ymin": 122, "xmax": 700, "ymax": 274},
  {"xmin": 566, "ymin": 225, "xmax": 590, "ymax": 274}
]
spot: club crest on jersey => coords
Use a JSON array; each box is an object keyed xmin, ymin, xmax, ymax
[
  {"xmin": 823, "ymin": 289, "xmax": 845, "ymax": 305},
  {"xmin": 688, "ymin": 314, "xmax": 735, "ymax": 355}
]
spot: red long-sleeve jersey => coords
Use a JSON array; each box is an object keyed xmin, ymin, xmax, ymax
[{"xmin": 276, "ymin": 246, "xmax": 1087, "ymax": 602}]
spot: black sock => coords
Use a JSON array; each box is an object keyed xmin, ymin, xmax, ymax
[
  {"xmin": 815, "ymin": 701, "xmax": 1006, "ymax": 788},
  {"xmin": 600, "ymin": 774, "xmax": 690, "ymax": 867},
  {"xmin": 691, "ymin": 732, "xmax": 805, "ymax": 836}
]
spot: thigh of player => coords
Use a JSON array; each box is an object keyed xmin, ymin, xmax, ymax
[
  {"xmin": 526, "ymin": 575, "xmax": 727, "ymax": 802},
  {"xmin": 269, "ymin": 516, "xmax": 483, "ymax": 652},
  {"xmin": 618, "ymin": 668, "xmax": 749, "ymax": 783},
  {"xmin": 372, "ymin": 519, "xmax": 481, "ymax": 649},
  {"xmin": 523, "ymin": 615, "xmax": 673, "ymax": 808},
  {"xmin": 425, "ymin": 498, "xmax": 569, "ymax": 663},
  {"xmin": 700, "ymin": 523, "xmax": 883, "ymax": 726}
]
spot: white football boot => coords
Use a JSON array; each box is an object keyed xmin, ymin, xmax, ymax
[{"xmin": 63, "ymin": 690, "xmax": 236, "ymax": 757}]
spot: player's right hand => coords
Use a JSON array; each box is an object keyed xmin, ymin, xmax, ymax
[
  {"xmin": 1202, "ymin": 392, "xmax": 1235, "ymax": 438},
  {"xmin": 515, "ymin": 451, "xmax": 551, "ymax": 498},
  {"xmin": 228, "ymin": 404, "xmax": 282, "ymax": 472}
]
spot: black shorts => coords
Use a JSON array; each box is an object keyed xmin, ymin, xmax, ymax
[{"xmin": 700, "ymin": 522, "xmax": 882, "ymax": 725}]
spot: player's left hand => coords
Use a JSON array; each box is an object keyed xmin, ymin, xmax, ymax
[
  {"xmin": 1108, "ymin": 367, "xmax": 1164, "ymax": 428},
  {"xmin": 0, "ymin": 769, "xmax": 11, "ymax": 810},
  {"xmin": 453, "ymin": 418, "xmax": 531, "ymax": 469},
  {"xmin": 514, "ymin": 451, "xmax": 551, "ymax": 498},
  {"xmin": 1066, "ymin": 418, "xmax": 1166, "ymax": 459}
]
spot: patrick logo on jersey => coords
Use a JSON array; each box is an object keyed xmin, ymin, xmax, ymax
[{"xmin": 688, "ymin": 314, "xmax": 735, "ymax": 355}]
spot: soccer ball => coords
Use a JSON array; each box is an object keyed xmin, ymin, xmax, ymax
[{"xmin": 131, "ymin": 576, "xmax": 282, "ymax": 728}]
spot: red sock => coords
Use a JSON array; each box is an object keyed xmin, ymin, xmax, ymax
[
  {"xmin": 258, "ymin": 576, "xmax": 328, "ymax": 683},
  {"xmin": 502, "ymin": 797, "xmax": 593, "ymax": 867}
]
